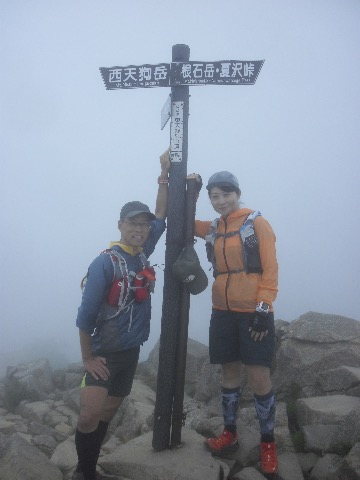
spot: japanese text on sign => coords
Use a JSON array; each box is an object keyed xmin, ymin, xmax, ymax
[
  {"xmin": 170, "ymin": 102, "xmax": 184, "ymax": 163},
  {"xmin": 171, "ymin": 60, "xmax": 264, "ymax": 86},
  {"xmin": 99, "ymin": 60, "xmax": 264, "ymax": 89},
  {"xmin": 99, "ymin": 63, "xmax": 171, "ymax": 89}
]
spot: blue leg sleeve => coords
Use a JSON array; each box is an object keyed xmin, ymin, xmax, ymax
[
  {"xmin": 254, "ymin": 390, "xmax": 276, "ymax": 437},
  {"xmin": 221, "ymin": 386, "xmax": 241, "ymax": 429}
]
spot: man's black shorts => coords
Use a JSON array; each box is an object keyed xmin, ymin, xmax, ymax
[
  {"xmin": 209, "ymin": 309, "xmax": 275, "ymax": 367},
  {"xmin": 81, "ymin": 346, "xmax": 140, "ymax": 397}
]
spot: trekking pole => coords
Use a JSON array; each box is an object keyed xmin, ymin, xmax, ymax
[{"xmin": 170, "ymin": 177, "xmax": 197, "ymax": 447}]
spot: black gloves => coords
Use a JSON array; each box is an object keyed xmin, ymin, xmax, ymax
[
  {"xmin": 195, "ymin": 174, "xmax": 203, "ymax": 193},
  {"xmin": 249, "ymin": 302, "xmax": 270, "ymax": 337},
  {"xmin": 249, "ymin": 310, "xmax": 269, "ymax": 333}
]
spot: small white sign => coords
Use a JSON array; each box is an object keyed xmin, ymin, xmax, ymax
[
  {"xmin": 161, "ymin": 95, "xmax": 171, "ymax": 130},
  {"xmin": 170, "ymin": 101, "xmax": 184, "ymax": 163}
]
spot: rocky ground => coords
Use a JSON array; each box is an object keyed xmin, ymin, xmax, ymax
[{"xmin": 0, "ymin": 311, "xmax": 360, "ymax": 480}]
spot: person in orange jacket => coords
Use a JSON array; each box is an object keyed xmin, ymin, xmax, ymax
[{"xmin": 188, "ymin": 170, "xmax": 279, "ymax": 475}]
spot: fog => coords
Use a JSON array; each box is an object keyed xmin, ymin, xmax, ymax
[{"xmin": 1, "ymin": 0, "xmax": 359, "ymax": 372}]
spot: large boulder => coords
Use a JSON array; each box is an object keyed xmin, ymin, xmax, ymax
[
  {"xmin": 296, "ymin": 395, "xmax": 360, "ymax": 455},
  {"xmin": 99, "ymin": 428, "xmax": 229, "ymax": 480},
  {"xmin": 5, "ymin": 358, "xmax": 54, "ymax": 407},
  {"xmin": 0, "ymin": 432, "xmax": 63, "ymax": 480},
  {"xmin": 317, "ymin": 366, "xmax": 360, "ymax": 397},
  {"xmin": 272, "ymin": 312, "xmax": 360, "ymax": 399},
  {"xmin": 309, "ymin": 453, "xmax": 344, "ymax": 480}
]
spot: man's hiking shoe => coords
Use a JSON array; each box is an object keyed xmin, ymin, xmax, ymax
[
  {"xmin": 260, "ymin": 441, "xmax": 279, "ymax": 474},
  {"xmin": 206, "ymin": 429, "xmax": 239, "ymax": 456}
]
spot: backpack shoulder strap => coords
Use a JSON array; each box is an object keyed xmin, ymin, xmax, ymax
[
  {"xmin": 205, "ymin": 218, "xmax": 220, "ymax": 244},
  {"xmin": 239, "ymin": 210, "xmax": 261, "ymax": 240},
  {"xmin": 139, "ymin": 251, "xmax": 149, "ymax": 269},
  {"xmin": 101, "ymin": 249, "xmax": 127, "ymax": 281},
  {"xmin": 239, "ymin": 211, "xmax": 263, "ymax": 274},
  {"xmin": 245, "ymin": 210, "xmax": 262, "ymax": 223}
]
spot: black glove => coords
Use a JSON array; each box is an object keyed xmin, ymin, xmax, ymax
[
  {"xmin": 195, "ymin": 174, "xmax": 203, "ymax": 193},
  {"xmin": 249, "ymin": 311, "xmax": 269, "ymax": 333}
]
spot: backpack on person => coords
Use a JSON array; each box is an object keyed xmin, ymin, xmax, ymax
[
  {"xmin": 80, "ymin": 249, "xmax": 156, "ymax": 310},
  {"xmin": 205, "ymin": 211, "xmax": 263, "ymax": 277}
]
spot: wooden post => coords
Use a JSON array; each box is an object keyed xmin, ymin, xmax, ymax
[
  {"xmin": 152, "ymin": 44, "xmax": 190, "ymax": 451},
  {"xmin": 170, "ymin": 178, "xmax": 197, "ymax": 447}
]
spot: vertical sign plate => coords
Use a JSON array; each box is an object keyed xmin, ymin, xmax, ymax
[{"xmin": 170, "ymin": 101, "xmax": 184, "ymax": 163}]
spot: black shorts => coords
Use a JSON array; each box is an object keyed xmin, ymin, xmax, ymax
[
  {"xmin": 81, "ymin": 346, "xmax": 140, "ymax": 397},
  {"xmin": 209, "ymin": 309, "xmax": 275, "ymax": 367}
]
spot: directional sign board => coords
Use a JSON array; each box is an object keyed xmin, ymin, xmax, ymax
[
  {"xmin": 100, "ymin": 60, "xmax": 264, "ymax": 89},
  {"xmin": 99, "ymin": 63, "xmax": 171, "ymax": 89},
  {"xmin": 170, "ymin": 60, "xmax": 264, "ymax": 86}
]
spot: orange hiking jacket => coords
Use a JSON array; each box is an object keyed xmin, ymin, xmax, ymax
[{"xmin": 194, "ymin": 208, "xmax": 278, "ymax": 312}]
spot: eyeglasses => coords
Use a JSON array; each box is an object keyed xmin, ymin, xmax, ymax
[{"xmin": 123, "ymin": 220, "xmax": 151, "ymax": 230}]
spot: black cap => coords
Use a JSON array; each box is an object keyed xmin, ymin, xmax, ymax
[
  {"xmin": 172, "ymin": 245, "xmax": 208, "ymax": 295},
  {"xmin": 120, "ymin": 201, "xmax": 156, "ymax": 221}
]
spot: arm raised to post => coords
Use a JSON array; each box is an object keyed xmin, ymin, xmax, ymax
[{"xmin": 155, "ymin": 147, "xmax": 170, "ymax": 220}]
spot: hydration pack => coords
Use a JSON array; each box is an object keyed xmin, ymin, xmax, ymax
[
  {"xmin": 205, "ymin": 211, "xmax": 263, "ymax": 276},
  {"xmin": 81, "ymin": 249, "xmax": 156, "ymax": 312}
]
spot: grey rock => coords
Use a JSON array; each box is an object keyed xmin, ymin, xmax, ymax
[
  {"xmin": 0, "ymin": 432, "xmax": 63, "ymax": 480},
  {"xmin": 63, "ymin": 386, "xmax": 80, "ymax": 413},
  {"xmin": 277, "ymin": 452, "xmax": 305, "ymax": 480},
  {"xmin": 310, "ymin": 453, "xmax": 344, "ymax": 480},
  {"xmin": 99, "ymin": 428, "xmax": 229, "ymax": 480},
  {"xmin": 272, "ymin": 312, "xmax": 360, "ymax": 399},
  {"xmin": 0, "ymin": 418, "xmax": 16, "ymax": 435},
  {"xmin": 296, "ymin": 452, "xmax": 319, "ymax": 475},
  {"xmin": 28, "ymin": 420, "xmax": 67, "ymax": 443},
  {"xmin": 302, "ymin": 424, "xmax": 339, "ymax": 454},
  {"xmin": 234, "ymin": 422, "xmax": 261, "ymax": 467},
  {"xmin": 51, "ymin": 435, "xmax": 78, "ymax": 472},
  {"xmin": 317, "ymin": 366, "xmax": 360, "ymax": 395},
  {"xmin": 233, "ymin": 466, "xmax": 267, "ymax": 479},
  {"xmin": 6, "ymin": 358, "xmax": 54, "ymax": 401},
  {"xmin": 339, "ymin": 442, "xmax": 360, "ymax": 479},
  {"xmin": 335, "ymin": 404, "xmax": 360, "ymax": 450},
  {"xmin": 114, "ymin": 400, "xmax": 153, "ymax": 442},
  {"xmin": 296, "ymin": 395, "xmax": 360, "ymax": 426},
  {"xmin": 15, "ymin": 399, "xmax": 53, "ymax": 422},
  {"xmin": 32, "ymin": 433, "xmax": 58, "ymax": 456}
]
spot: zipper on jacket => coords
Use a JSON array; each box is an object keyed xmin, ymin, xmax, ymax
[{"xmin": 222, "ymin": 218, "xmax": 231, "ymax": 311}]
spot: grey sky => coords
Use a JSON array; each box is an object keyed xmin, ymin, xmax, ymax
[{"xmin": 1, "ymin": 0, "xmax": 359, "ymax": 364}]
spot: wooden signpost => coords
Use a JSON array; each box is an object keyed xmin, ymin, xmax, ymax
[{"xmin": 100, "ymin": 44, "xmax": 264, "ymax": 451}]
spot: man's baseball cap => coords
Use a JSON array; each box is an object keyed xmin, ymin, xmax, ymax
[
  {"xmin": 120, "ymin": 201, "xmax": 156, "ymax": 221},
  {"xmin": 172, "ymin": 245, "xmax": 208, "ymax": 295},
  {"xmin": 206, "ymin": 171, "xmax": 240, "ymax": 191}
]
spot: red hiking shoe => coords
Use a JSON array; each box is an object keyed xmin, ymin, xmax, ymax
[
  {"xmin": 260, "ymin": 441, "xmax": 279, "ymax": 474},
  {"xmin": 206, "ymin": 429, "xmax": 239, "ymax": 456}
]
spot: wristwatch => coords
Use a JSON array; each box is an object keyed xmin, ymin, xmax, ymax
[{"xmin": 256, "ymin": 301, "xmax": 270, "ymax": 314}]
